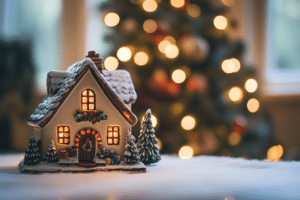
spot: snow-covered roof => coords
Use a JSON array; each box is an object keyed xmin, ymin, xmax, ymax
[{"xmin": 28, "ymin": 58, "xmax": 137, "ymax": 127}]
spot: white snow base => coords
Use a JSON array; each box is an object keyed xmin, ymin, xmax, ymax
[{"xmin": 19, "ymin": 160, "xmax": 146, "ymax": 173}]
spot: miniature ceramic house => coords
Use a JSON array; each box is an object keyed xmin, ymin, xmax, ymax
[{"xmin": 27, "ymin": 51, "xmax": 137, "ymax": 163}]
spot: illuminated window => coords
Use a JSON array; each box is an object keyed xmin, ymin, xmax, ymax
[
  {"xmin": 81, "ymin": 89, "xmax": 96, "ymax": 111},
  {"xmin": 57, "ymin": 125, "xmax": 70, "ymax": 145},
  {"xmin": 107, "ymin": 126, "xmax": 120, "ymax": 145}
]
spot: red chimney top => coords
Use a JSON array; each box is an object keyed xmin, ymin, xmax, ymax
[{"xmin": 86, "ymin": 51, "xmax": 103, "ymax": 73}]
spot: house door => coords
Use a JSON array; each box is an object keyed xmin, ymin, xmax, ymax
[{"xmin": 79, "ymin": 131, "xmax": 96, "ymax": 162}]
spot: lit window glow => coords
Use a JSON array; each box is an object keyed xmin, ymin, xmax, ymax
[
  {"xmin": 170, "ymin": 0, "xmax": 185, "ymax": 8},
  {"xmin": 107, "ymin": 126, "xmax": 120, "ymax": 145},
  {"xmin": 181, "ymin": 115, "xmax": 196, "ymax": 130},
  {"xmin": 179, "ymin": 146, "xmax": 194, "ymax": 159},
  {"xmin": 142, "ymin": 0, "xmax": 158, "ymax": 12},
  {"xmin": 134, "ymin": 51, "xmax": 149, "ymax": 66},
  {"xmin": 57, "ymin": 125, "xmax": 70, "ymax": 145},
  {"xmin": 104, "ymin": 56, "xmax": 119, "ymax": 71},
  {"xmin": 165, "ymin": 44, "xmax": 179, "ymax": 58},
  {"xmin": 104, "ymin": 12, "xmax": 120, "ymax": 27},
  {"xmin": 267, "ymin": 145, "xmax": 284, "ymax": 161},
  {"xmin": 117, "ymin": 47, "xmax": 132, "ymax": 62},
  {"xmin": 229, "ymin": 87, "xmax": 243, "ymax": 102},
  {"xmin": 172, "ymin": 69, "xmax": 186, "ymax": 83},
  {"xmin": 245, "ymin": 78, "xmax": 258, "ymax": 93},
  {"xmin": 214, "ymin": 15, "xmax": 228, "ymax": 30},
  {"xmin": 247, "ymin": 98, "xmax": 260, "ymax": 113},
  {"xmin": 81, "ymin": 89, "xmax": 95, "ymax": 111},
  {"xmin": 187, "ymin": 4, "xmax": 201, "ymax": 18},
  {"xmin": 143, "ymin": 19, "xmax": 157, "ymax": 33}
]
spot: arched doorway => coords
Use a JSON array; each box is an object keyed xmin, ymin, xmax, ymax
[{"xmin": 74, "ymin": 128, "xmax": 102, "ymax": 162}]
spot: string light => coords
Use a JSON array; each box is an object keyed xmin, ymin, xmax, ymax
[
  {"xmin": 165, "ymin": 44, "xmax": 179, "ymax": 58},
  {"xmin": 104, "ymin": 56, "xmax": 119, "ymax": 71},
  {"xmin": 158, "ymin": 40, "xmax": 171, "ymax": 53},
  {"xmin": 179, "ymin": 146, "xmax": 194, "ymax": 159},
  {"xmin": 181, "ymin": 115, "xmax": 196, "ymax": 130},
  {"xmin": 214, "ymin": 15, "xmax": 228, "ymax": 30},
  {"xmin": 231, "ymin": 58, "xmax": 241, "ymax": 72},
  {"xmin": 170, "ymin": 0, "xmax": 185, "ymax": 8},
  {"xmin": 247, "ymin": 98, "xmax": 260, "ymax": 113},
  {"xmin": 117, "ymin": 47, "xmax": 132, "ymax": 62},
  {"xmin": 245, "ymin": 78, "xmax": 258, "ymax": 93},
  {"xmin": 104, "ymin": 12, "xmax": 120, "ymax": 27},
  {"xmin": 187, "ymin": 4, "xmax": 201, "ymax": 18},
  {"xmin": 172, "ymin": 69, "xmax": 186, "ymax": 83},
  {"xmin": 267, "ymin": 145, "xmax": 284, "ymax": 161},
  {"xmin": 142, "ymin": 0, "xmax": 158, "ymax": 12},
  {"xmin": 221, "ymin": 59, "xmax": 234, "ymax": 74},
  {"xmin": 229, "ymin": 87, "xmax": 243, "ymax": 102},
  {"xmin": 134, "ymin": 51, "xmax": 149, "ymax": 66},
  {"xmin": 143, "ymin": 19, "xmax": 157, "ymax": 33}
]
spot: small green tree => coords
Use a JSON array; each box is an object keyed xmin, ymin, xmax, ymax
[
  {"xmin": 45, "ymin": 140, "xmax": 58, "ymax": 162},
  {"xmin": 137, "ymin": 109, "xmax": 161, "ymax": 165},
  {"xmin": 123, "ymin": 131, "xmax": 140, "ymax": 164},
  {"xmin": 24, "ymin": 136, "xmax": 41, "ymax": 165}
]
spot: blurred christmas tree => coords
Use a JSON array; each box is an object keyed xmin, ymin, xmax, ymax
[{"xmin": 99, "ymin": 0, "xmax": 274, "ymax": 159}]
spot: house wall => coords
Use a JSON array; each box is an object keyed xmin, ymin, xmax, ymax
[{"xmin": 40, "ymin": 70, "xmax": 131, "ymax": 159}]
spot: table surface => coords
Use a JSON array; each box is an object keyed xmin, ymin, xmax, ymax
[{"xmin": 1, "ymin": 153, "xmax": 300, "ymax": 200}]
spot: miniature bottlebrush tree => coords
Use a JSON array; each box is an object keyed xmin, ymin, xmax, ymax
[
  {"xmin": 137, "ymin": 109, "xmax": 161, "ymax": 165},
  {"xmin": 123, "ymin": 131, "xmax": 140, "ymax": 164},
  {"xmin": 24, "ymin": 136, "xmax": 41, "ymax": 165},
  {"xmin": 45, "ymin": 140, "xmax": 58, "ymax": 162}
]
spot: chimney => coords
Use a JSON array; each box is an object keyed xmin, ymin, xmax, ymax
[{"xmin": 86, "ymin": 51, "xmax": 103, "ymax": 73}]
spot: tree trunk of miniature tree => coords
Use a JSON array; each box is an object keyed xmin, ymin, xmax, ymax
[
  {"xmin": 45, "ymin": 140, "xmax": 58, "ymax": 162},
  {"xmin": 24, "ymin": 136, "xmax": 41, "ymax": 165},
  {"xmin": 123, "ymin": 131, "xmax": 140, "ymax": 164},
  {"xmin": 137, "ymin": 109, "xmax": 161, "ymax": 165}
]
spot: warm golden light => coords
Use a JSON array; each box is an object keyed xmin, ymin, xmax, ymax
[
  {"xmin": 181, "ymin": 115, "xmax": 196, "ymax": 130},
  {"xmin": 267, "ymin": 145, "xmax": 284, "ymax": 161},
  {"xmin": 228, "ymin": 132, "xmax": 241, "ymax": 146},
  {"xmin": 165, "ymin": 44, "xmax": 179, "ymax": 58},
  {"xmin": 158, "ymin": 40, "xmax": 171, "ymax": 53},
  {"xmin": 143, "ymin": 19, "xmax": 157, "ymax": 33},
  {"xmin": 179, "ymin": 146, "xmax": 194, "ymax": 159},
  {"xmin": 229, "ymin": 87, "xmax": 243, "ymax": 102},
  {"xmin": 134, "ymin": 52, "xmax": 149, "ymax": 66},
  {"xmin": 221, "ymin": 0, "xmax": 235, "ymax": 6},
  {"xmin": 170, "ymin": 0, "xmax": 185, "ymax": 8},
  {"xmin": 156, "ymin": 138, "xmax": 162, "ymax": 149},
  {"xmin": 171, "ymin": 102, "xmax": 184, "ymax": 114},
  {"xmin": 245, "ymin": 78, "xmax": 258, "ymax": 93},
  {"xmin": 221, "ymin": 59, "xmax": 234, "ymax": 74},
  {"xmin": 164, "ymin": 36, "xmax": 176, "ymax": 44},
  {"xmin": 151, "ymin": 114, "xmax": 158, "ymax": 127},
  {"xmin": 142, "ymin": 0, "xmax": 158, "ymax": 12},
  {"xmin": 231, "ymin": 58, "xmax": 241, "ymax": 72},
  {"xmin": 117, "ymin": 47, "xmax": 132, "ymax": 62},
  {"xmin": 172, "ymin": 69, "xmax": 186, "ymax": 83},
  {"xmin": 104, "ymin": 56, "xmax": 119, "ymax": 71},
  {"xmin": 187, "ymin": 4, "xmax": 201, "ymax": 18},
  {"xmin": 214, "ymin": 15, "xmax": 228, "ymax": 30},
  {"xmin": 247, "ymin": 98, "xmax": 260, "ymax": 113},
  {"xmin": 104, "ymin": 12, "xmax": 120, "ymax": 27}
]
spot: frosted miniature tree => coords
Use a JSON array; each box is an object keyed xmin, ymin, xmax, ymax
[
  {"xmin": 24, "ymin": 136, "xmax": 41, "ymax": 165},
  {"xmin": 45, "ymin": 140, "xmax": 58, "ymax": 162},
  {"xmin": 123, "ymin": 131, "xmax": 140, "ymax": 164},
  {"xmin": 137, "ymin": 109, "xmax": 161, "ymax": 165}
]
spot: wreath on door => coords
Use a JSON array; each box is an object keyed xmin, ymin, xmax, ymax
[{"xmin": 82, "ymin": 140, "xmax": 93, "ymax": 152}]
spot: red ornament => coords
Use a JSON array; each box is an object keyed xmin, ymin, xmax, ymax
[
  {"xmin": 186, "ymin": 74, "xmax": 207, "ymax": 93},
  {"xmin": 231, "ymin": 116, "xmax": 247, "ymax": 136}
]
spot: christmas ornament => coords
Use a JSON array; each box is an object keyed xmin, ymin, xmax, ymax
[{"xmin": 186, "ymin": 73, "xmax": 208, "ymax": 93}]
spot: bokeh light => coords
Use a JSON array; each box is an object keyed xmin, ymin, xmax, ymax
[
  {"xmin": 117, "ymin": 47, "xmax": 132, "ymax": 62},
  {"xmin": 172, "ymin": 69, "xmax": 186, "ymax": 83},
  {"xmin": 165, "ymin": 44, "xmax": 179, "ymax": 58},
  {"xmin": 104, "ymin": 56, "xmax": 119, "ymax": 71},
  {"xmin": 267, "ymin": 145, "xmax": 284, "ymax": 161},
  {"xmin": 142, "ymin": 0, "xmax": 158, "ymax": 12},
  {"xmin": 221, "ymin": 0, "xmax": 235, "ymax": 6},
  {"xmin": 179, "ymin": 145, "xmax": 194, "ymax": 159},
  {"xmin": 143, "ymin": 19, "xmax": 157, "ymax": 33},
  {"xmin": 151, "ymin": 114, "xmax": 158, "ymax": 127},
  {"xmin": 187, "ymin": 4, "xmax": 201, "ymax": 18},
  {"xmin": 104, "ymin": 12, "xmax": 120, "ymax": 27},
  {"xmin": 214, "ymin": 15, "xmax": 228, "ymax": 30},
  {"xmin": 231, "ymin": 58, "xmax": 241, "ymax": 72},
  {"xmin": 245, "ymin": 78, "xmax": 258, "ymax": 93},
  {"xmin": 247, "ymin": 98, "xmax": 260, "ymax": 113},
  {"xmin": 170, "ymin": 0, "xmax": 185, "ymax": 8},
  {"xmin": 229, "ymin": 87, "xmax": 243, "ymax": 102},
  {"xmin": 156, "ymin": 138, "xmax": 162, "ymax": 149},
  {"xmin": 228, "ymin": 132, "xmax": 241, "ymax": 146},
  {"xmin": 134, "ymin": 51, "xmax": 149, "ymax": 66},
  {"xmin": 171, "ymin": 102, "xmax": 184, "ymax": 115},
  {"xmin": 164, "ymin": 36, "xmax": 176, "ymax": 44},
  {"xmin": 181, "ymin": 115, "xmax": 196, "ymax": 130},
  {"xmin": 221, "ymin": 59, "xmax": 234, "ymax": 74},
  {"xmin": 158, "ymin": 40, "xmax": 171, "ymax": 53}
]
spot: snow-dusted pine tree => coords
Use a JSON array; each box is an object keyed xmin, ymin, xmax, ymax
[
  {"xmin": 24, "ymin": 136, "xmax": 41, "ymax": 165},
  {"xmin": 123, "ymin": 131, "xmax": 140, "ymax": 164},
  {"xmin": 45, "ymin": 140, "xmax": 58, "ymax": 162},
  {"xmin": 137, "ymin": 109, "xmax": 161, "ymax": 165}
]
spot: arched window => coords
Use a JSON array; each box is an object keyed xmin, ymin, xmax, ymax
[{"xmin": 81, "ymin": 89, "xmax": 96, "ymax": 111}]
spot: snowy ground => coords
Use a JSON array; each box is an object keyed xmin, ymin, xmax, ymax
[{"xmin": 1, "ymin": 153, "xmax": 300, "ymax": 200}]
